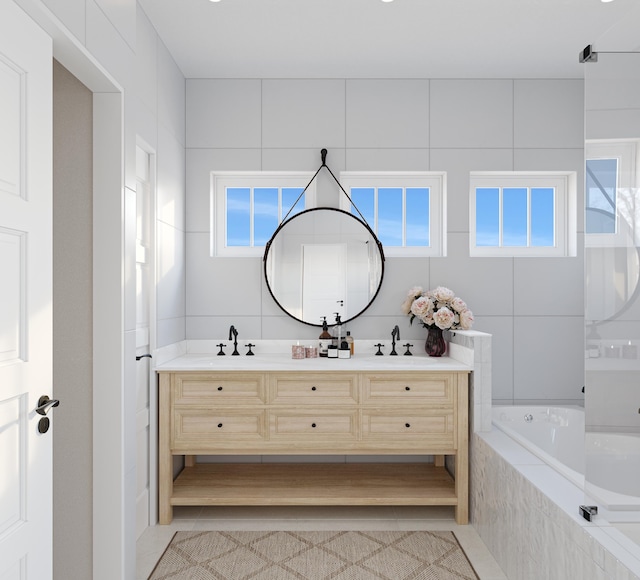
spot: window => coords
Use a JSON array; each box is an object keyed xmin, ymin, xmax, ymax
[
  {"xmin": 338, "ymin": 172, "xmax": 446, "ymax": 257},
  {"xmin": 211, "ymin": 172, "xmax": 316, "ymax": 257},
  {"xmin": 585, "ymin": 140, "xmax": 639, "ymax": 246},
  {"xmin": 469, "ymin": 172, "xmax": 577, "ymax": 257}
]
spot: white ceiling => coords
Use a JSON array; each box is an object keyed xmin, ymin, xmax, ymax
[{"xmin": 139, "ymin": 0, "xmax": 636, "ymax": 79}]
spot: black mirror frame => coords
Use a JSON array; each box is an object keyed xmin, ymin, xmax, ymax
[{"xmin": 263, "ymin": 207, "xmax": 385, "ymax": 327}]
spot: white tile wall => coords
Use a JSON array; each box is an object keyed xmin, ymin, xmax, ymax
[
  {"xmin": 514, "ymin": 316, "xmax": 585, "ymax": 401},
  {"xmin": 185, "ymin": 77, "xmax": 585, "ymax": 403},
  {"xmin": 429, "ymin": 80, "xmax": 513, "ymax": 148},
  {"xmin": 346, "ymin": 148, "xmax": 429, "ymax": 171},
  {"xmin": 262, "ymin": 80, "xmax": 346, "ymax": 148},
  {"xmin": 513, "ymin": 80, "xmax": 584, "ymax": 149},
  {"xmin": 430, "ymin": 232, "xmax": 514, "ymax": 315},
  {"xmin": 157, "ymin": 221, "xmax": 186, "ymax": 322},
  {"xmin": 157, "ymin": 126, "xmax": 186, "ymax": 229},
  {"xmin": 186, "ymin": 79, "xmax": 261, "ymax": 148},
  {"xmin": 345, "ymin": 80, "xmax": 429, "ymax": 148},
  {"xmin": 135, "ymin": 5, "xmax": 157, "ymax": 117},
  {"xmin": 157, "ymin": 40, "xmax": 186, "ymax": 147}
]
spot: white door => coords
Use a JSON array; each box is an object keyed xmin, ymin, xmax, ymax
[
  {"xmin": 0, "ymin": 2, "xmax": 53, "ymax": 579},
  {"xmin": 135, "ymin": 146, "xmax": 155, "ymax": 537},
  {"xmin": 301, "ymin": 244, "xmax": 347, "ymax": 323}
]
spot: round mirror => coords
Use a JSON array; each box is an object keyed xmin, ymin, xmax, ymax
[
  {"xmin": 263, "ymin": 208, "xmax": 385, "ymax": 326},
  {"xmin": 585, "ymin": 202, "xmax": 640, "ymax": 326}
]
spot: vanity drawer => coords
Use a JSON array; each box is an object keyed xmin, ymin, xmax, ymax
[
  {"xmin": 361, "ymin": 409, "xmax": 455, "ymax": 448},
  {"xmin": 361, "ymin": 373, "xmax": 455, "ymax": 406},
  {"xmin": 172, "ymin": 408, "xmax": 267, "ymax": 450},
  {"xmin": 172, "ymin": 372, "xmax": 266, "ymax": 405},
  {"xmin": 270, "ymin": 373, "xmax": 359, "ymax": 405},
  {"xmin": 269, "ymin": 409, "xmax": 358, "ymax": 442}
]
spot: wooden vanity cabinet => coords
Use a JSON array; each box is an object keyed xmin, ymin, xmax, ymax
[{"xmin": 158, "ymin": 369, "xmax": 470, "ymax": 524}]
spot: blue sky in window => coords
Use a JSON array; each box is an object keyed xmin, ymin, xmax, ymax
[
  {"xmin": 406, "ymin": 188, "xmax": 429, "ymax": 246},
  {"xmin": 476, "ymin": 186, "xmax": 555, "ymax": 247},
  {"xmin": 586, "ymin": 158, "xmax": 617, "ymax": 234},
  {"xmin": 254, "ymin": 187, "xmax": 278, "ymax": 246},
  {"xmin": 503, "ymin": 187, "xmax": 527, "ymax": 246},
  {"xmin": 227, "ymin": 186, "xmax": 306, "ymax": 247},
  {"xmin": 378, "ymin": 187, "xmax": 403, "ymax": 246},
  {"xmin": 282, "ymin": 188, "xmax": 304, "ymax": 220},
  {"xmin": 531, "ymin": 187, "xmax": 554, "ymax": 246},
  {"xmin": 476, "ymin": 187, "xmax": 499, "ymax": 246},
  {"xmin": 350, "ymin": 187, "xmax": 375, "ymax": 227},
  {"xmin": 226, "ymin": 187, "xmax": 250, "ymax": 246}
]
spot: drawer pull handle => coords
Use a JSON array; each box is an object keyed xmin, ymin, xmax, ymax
[
  {"xmin": 217, "ymin": 423, "xmax": 223, "ymax": 428},
  {"xmin": 311, "ymin": 423, "xmax": 317, "ymax": 428},
  {"xmin": 217, "ymin": 386, "xmax": 223, "ymax": 391},
  {"xmin": 405, "ymin": 423, "xmax": 411, "ymax": 428},
  {"xmin": 311, "ymin": 386, "xmax": 317, "ymax": 391},
  {"xmin": 405, "ymin": 386, "xmax": 411, "ymax": 391}
]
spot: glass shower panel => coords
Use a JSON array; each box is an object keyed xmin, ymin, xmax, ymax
[{"xmin": 584, "ymin": 51, "xmax": 640, "ymax": 517}]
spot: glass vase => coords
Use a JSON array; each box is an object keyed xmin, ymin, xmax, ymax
[{"xmin": 425, "ymin": 326, "xmax": 446, "ymax": 357}]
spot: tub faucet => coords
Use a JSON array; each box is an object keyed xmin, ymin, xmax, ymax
[
  {"xmin": 229, "ymin": 325, "xmax": 239, "ymax": 356},
  {"xmin": 390, "ymin": 325, "xmax": 400, "ymax": 356}
]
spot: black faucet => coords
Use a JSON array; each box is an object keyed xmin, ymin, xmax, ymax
[
  {"xmin": 390, "ymin": 325, "xmax": 400, "ymax": 355},
  {"xmin": 229, "ymin": 325, "xmax": 239, "ymax": 356}
]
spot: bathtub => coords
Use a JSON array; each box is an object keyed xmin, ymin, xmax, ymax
[{"xmin": 492, "ymin": 405, "xmax": 640, "ymax": 512}]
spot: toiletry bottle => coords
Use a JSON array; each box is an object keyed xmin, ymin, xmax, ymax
[
  {"xmin": 346, "ymin": 331, "xmax": 354, "ymax": 355},
  {"xmin": 332, "ymin": 313, "xmax": 342, "ymax": 348},
  {"xmin": 339, "ymin": 339, "xmax": 351, "ymax": 359},
  {"xmin": 319, "ymin": 317, "xmax": 331, "ymax": 357}
]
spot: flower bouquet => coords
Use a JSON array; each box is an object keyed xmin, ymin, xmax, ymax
[{"xmin": 401, "ymin": 286, "xmax": 473, "ymax": 356}]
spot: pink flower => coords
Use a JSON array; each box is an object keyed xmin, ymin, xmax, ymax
[
  {"xmin": 459, "ymin": 309, "xmax": 474, "ymax": 330},
  {"xmin": 411, "ymin": 296, "xmax": 433, "ymax": 319},
  {"xmin": 433, "ymin": 306, "xmax": 455, "ymax": 329},
  {"xmin": 433, "ymin": 286, "xmax": 455, "ymax": 303},
  {"xmin": 421, "ymin": 313, "xmax": 435, "ymax": 326},
  {"xmin": 401, "ymin": 287, "xmax": 424, "ymax": 315},
  {"xmin": 402, "ymin": 285, "xmax": 473, "ymax": 331}
]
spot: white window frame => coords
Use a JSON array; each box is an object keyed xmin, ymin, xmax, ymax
[
  {"xmin": 338, "ymin": 171, "xmax": 447, "ymax": 257},
  {"xmin": 469, "ymin": 171, "xmax": 577, "ymax": 257},
  {"xmin": 211, "ymin": 171, "xmax": 316, "ymax": 257},
  {"xmin": 585, "ymin": 139, "xmax": 639, "ymax": 248}
]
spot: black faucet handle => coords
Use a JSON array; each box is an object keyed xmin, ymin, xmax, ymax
[
  {"xmin": 216, "ymin": 343, "xmax": 226, "ymax": 356},
  {"xmin": 403, "ymin": 343, "xmax": 413, "ymax": 356},
  {"xmin": 245, "ymin": 343, "xmax": 255, "ymax": 356},
  {"xmin": 375, "ymin": 343, "xmax": 384, "ymax": 356}
]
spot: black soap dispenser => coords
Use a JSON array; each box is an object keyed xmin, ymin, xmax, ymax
[
  {"xmin": 332, "ymin": 313, "xmax": 343, "ymax": 348},
  {"xmin": 318, "ymin": 317, "xmax": 331, "ymax": 358}
]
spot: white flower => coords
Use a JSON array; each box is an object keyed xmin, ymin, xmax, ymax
[
  {"xmin": 401, "ymin": 286, "xmax": 424, "ymax": 315},
  {"xmin": 459, "ymin": 309, "xmax": 474, "ymax": 330},
  {"xmin": 433, "ymin": 286, "xmax": 455, "ymax": 303},
  {"xmin": 433, "ymin": 306, "xmax": 455, "ymax": 329},
  {"xmin": 420, "ymin": 312, "xmax": 435, "ymax": 326},
  {"xmin": 407, "ymin": 286, "xmax": 423, "ymax": 298},
  {"xmin": 411, "ymin": 296, "xmax": 433, "ymax": 319},
  {"xmin": 402, "ymin": 285, "xmax": 473, "ymax": 331}
]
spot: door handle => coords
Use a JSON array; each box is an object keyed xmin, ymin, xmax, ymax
[
  {"xmin": 36, "ymin": 395, "xmax": 60, "ymax": 416},
  {"xmin": 136, "ymin": 353, "xmax": 152, "ymax": 361}
]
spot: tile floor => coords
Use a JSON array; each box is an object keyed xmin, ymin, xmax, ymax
[{"xmin": 136, "ymin": 505, "xmax": 508, "ymax": 579}]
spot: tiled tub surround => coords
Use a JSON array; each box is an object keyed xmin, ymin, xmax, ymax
[{"xmin": 472, "ymin": 428, "xmax": 640, "ymax": 579}]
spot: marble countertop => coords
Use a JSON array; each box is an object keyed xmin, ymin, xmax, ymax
[{"xmin": 154, "ymin": 353, "xmax": 472, "ymax": 372}]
